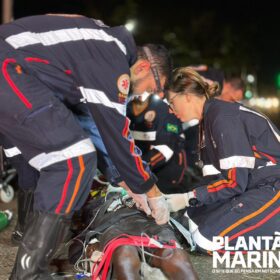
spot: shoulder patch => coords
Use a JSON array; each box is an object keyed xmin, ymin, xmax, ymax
[
  {"xmin": 117, "ymin": 74, "xmax": 130, "ymax": 104},
  {"xmin": 144, "ymin": 110, "xmax": 156, "ymax": 122},
  {"xmin": 117, "ymin": 74, "xmax": 130, "ymax": 95},
  {"xmin": 166, "ymin": 123, "xmax": 179, "ymax": 134}
]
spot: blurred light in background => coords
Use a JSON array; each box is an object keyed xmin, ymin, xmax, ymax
[
  {"xmin": 125, "ymin": 20, "xmax": 136, "ymax": 32},
  {"xmin": 244, "ymin": 90, "xmax": 253, "ymax": 99},
  {"xmin": 276, "ymin": 72, "xmax": 280, "ymax": 90},
  {"xmin": 246, "ymin": 74, "xmax": 255, "ymax": 83},
  {"xmin": 248, "ymin": 97, "xmax": 279, "ymax": 110}
]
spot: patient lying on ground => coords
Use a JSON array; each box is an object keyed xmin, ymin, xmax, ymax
[{"xmin": 68, "ymin": 184, "xmax": 198, "ymax": 280}]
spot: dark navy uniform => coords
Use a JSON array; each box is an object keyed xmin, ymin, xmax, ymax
[
  {"xmin": 127, "ymin": 93, "xmax": 187, "ymax": 193},
  {"xmin": 186, "ymin": 99, "xmax": 280, "ymax": 251},
  {"xmin": 0, "ymin": 133, "xmax": 39, "ymax": 190},
  {"xmin": 0, "ymin": 15, "xmax": 160, "ymax": 279},
  {"xmin": 0, "ymin": 15, "xmax": 156, "ymax": 214}
]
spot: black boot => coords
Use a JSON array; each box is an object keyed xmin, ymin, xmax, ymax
[
  {"xmin": 11, "ymin": 188, "xmax": 34, "ymax": 245},
  {"xmin": 10, "ymin": 212, "xmax": 71, "ymax": 280}
]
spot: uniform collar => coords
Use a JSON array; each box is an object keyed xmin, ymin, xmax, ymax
[
  {"xmin": 129, "ymin": 91, "xmax": 151, "ymax": 102},
  {"xmin": 203, "ymin": 98, "xmax": 215, "ymax": 118}
]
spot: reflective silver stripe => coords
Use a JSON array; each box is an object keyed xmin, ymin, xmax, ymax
[
  {"xmin": 128, "ymin": 91, "xmax": 151, "ymax": 102},
  {"xmin": 266, "ymin": 161, "xmax": 276, "ymax": 166},
  {"xmin": 3, "ymin": 147, "xmax": 22, "ymax": 158},
  {"xmin": 202, "ymin": 164, "xmax": 221, "ymax": 176},
  {"xmin": 219, "ymin": 155, "xmax": 255, "ymax": 170},
  {"xmin": 240, "ymin": 106, "xmax": 280, "ymax": 143},
  {"xmin": 152, "ymin": 145, "xmax": 174, "ymax": 161},
  {"xmin": 5, "ymin": 28, "xmax": 127, "ymax": 54},
  {"xmin": 192, "ymin": 228, "xmax": 223, "ymax": 251},
  {"xmin": 170, "ymin": 217, "xmax": 196, "ymax": 251},
  {"xmin": 182, "ymin": 119, "xmax": 199, "ymax": 130},
  {"xmin": 130, "ymin": 130, "xmax": 156, "ymax": 141},
  {"xmin": 29, "ymin": 138, "xmax": 95, "ymax": 171},
  {"xmin": 79, "ymin": 87, "xmax": 126, "ymax": 116},
  {"xmin": 184, "ymin": 210, "xmax": 199, "ymax": 233}
]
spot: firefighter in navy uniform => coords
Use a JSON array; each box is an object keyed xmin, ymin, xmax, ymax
[
  {"xmin": 127, "ymin": 92, "xmax": 187, "ymax": 194},
  {"xmin": 166, "ymin": 67, "xmax": 280, "ymax": 252},
  {"xmin": 0, "ymin": 15, "xmax": 170, "ymax": 279}
]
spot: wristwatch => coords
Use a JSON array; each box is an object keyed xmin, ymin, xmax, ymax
[
  {"xmin": 188, "ymin": 190, "xmax": 199, "ymax": 207},
  {"xmin": 189, "ymin": 197, "xmax": 199, "ymax": 207}
]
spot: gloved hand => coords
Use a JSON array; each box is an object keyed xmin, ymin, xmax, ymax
[
  {"xmin": 165, "ymin": 191, "xmax": 195, "ymax": 212},
  {"xmin": 127, "ymin": 190, "xmax": 152, "ymax": 216},
  {"xmin": 147, "ymin": 195, "xmax": 170, "ymax": 225}
]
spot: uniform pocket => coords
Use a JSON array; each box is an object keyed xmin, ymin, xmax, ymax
[{"xmin": 21, "ymin": 98, "xmax": 86, "ymax": 151}]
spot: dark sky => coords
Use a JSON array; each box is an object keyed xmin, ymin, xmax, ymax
[{"xmin": 9, "ymin": 0, "xmax": 280, "ymax": 90}]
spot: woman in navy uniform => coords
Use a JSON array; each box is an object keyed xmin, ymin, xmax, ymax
[{"xmin": 166, "ymin": 67, "xmax": 280, "ymax": 252}]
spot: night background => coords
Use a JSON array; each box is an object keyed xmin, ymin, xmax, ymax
[{"xmin": 2, "ymin": 0, "xmax": 280, "ymax": 122}]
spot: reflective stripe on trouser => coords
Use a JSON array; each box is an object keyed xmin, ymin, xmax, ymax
[
  {"xmin": 186, "ymin": 179, "xmax": 280, "ymax": 252},
  {"xmin": 34, "ymin": 152, "xmax": 96, "ymax": 214},
  {"xmin": 0, "ymin": 133, "xmax": 39, "ymax": 190}
]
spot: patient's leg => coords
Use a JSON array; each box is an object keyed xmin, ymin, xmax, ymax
[
  {"xmin": 112, "ymin": 245, "xmax": 141, "ymax": 280},
  {"xmin": 150, "ymin": 248, "xmax": 198, "ymax": 280}
]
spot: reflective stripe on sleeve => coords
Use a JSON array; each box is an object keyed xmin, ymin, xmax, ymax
[
  {"xmin": 79, "ymin": 87, "xmax": 126, "ymax": 116},
  {"xmin": 3, "ymin": 147, "xmax": 22, "ymax": 158},
  {"xmin": 6, "ymin": 28, "xmax": 127, "ymax": 54},
  {"xmin": 130, "ymin": 130, "xmax": 156, "ymax": 141},
  {"xmin": 152, "ymin": 144, "xmax": 174, "ymax": 161},
  {"xmin": 219, "ymin": 155, "xmax": 255, "ymax": 170},
  {"xmin": 202, "ymin": 164, "xmax": 221, "ymax": 176}
]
